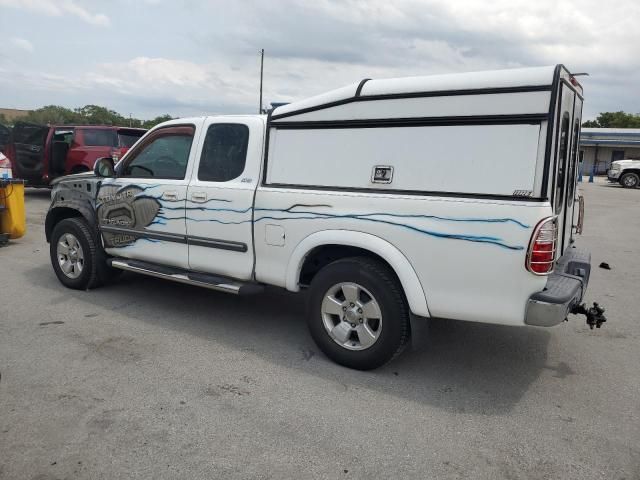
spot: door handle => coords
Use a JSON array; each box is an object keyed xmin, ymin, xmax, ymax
[
  {"xmin": 162, "ymin": 191, "xmax": 178, "ymax": 201},
  {"xmin": 191, "ymin": 192, "xmax": 207, "ymax": 203}
]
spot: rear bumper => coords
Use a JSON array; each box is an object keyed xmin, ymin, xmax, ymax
[{"xmin": 524, "ymin": 246, "xmax": 591, "ymax": 327}]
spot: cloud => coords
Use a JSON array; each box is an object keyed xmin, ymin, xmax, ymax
[
  {"xmin": 0, "ymin": 0, "xmax": 110, "ymax": 26},
  {"xmin": 1, "ymin": 0, "xmax": 639, "ymax": 119},
  {"xmin": 9, "ymin": 37, "xmax": 34, "ymax": 53}
]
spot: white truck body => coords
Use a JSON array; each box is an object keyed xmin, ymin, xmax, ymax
[{"xmin": 47, "ymin": 64, "xmax": 595, "ymax": 369}]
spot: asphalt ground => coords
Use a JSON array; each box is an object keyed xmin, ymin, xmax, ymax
[{"xmin": 1, "ymin": 178, "xmax": 638, "ymax": 479}]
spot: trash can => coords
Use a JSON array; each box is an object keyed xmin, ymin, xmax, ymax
[{"xmin": 0, "ymin": 179, "xmax": 26, "ymax": 240}]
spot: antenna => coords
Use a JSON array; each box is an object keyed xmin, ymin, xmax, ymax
[{"xmin": 259, "ymin": 49, "xmax": 264, "ymax": 114}]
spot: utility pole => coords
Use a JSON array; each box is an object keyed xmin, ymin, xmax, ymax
[{"xmin": 259, "ymin": 49, "xmax": 264, "ymax": 114}]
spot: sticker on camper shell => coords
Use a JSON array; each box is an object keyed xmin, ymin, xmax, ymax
[
  {"xmin": 372, "ymin": 166, "xmax": 393, "ymax": 184},
  {"xmin": 97, "ymin": 185, "xmax": 161, "ymax": 247},
  {"xmin": 512, "ymin": 190, "xmax": 533, "ymax": 197}
]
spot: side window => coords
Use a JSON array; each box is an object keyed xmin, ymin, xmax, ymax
[
  {"xmin": 198, "ymin": 124, "xmax": 249, "ymax": 182},
  {"xmin": 83, "ymin": 129, "xmax": 117, "ymax": 147},
  {"xmin": 567, "ymin": 120, "xmax": 580, "ymax": 206},
  {"xmin": 121, "ymin": 127, "xmax": 194, "ymax": 180},
  {"xmin": 555, "ymin": 113, "xmax": 570, "ymax": 213}
]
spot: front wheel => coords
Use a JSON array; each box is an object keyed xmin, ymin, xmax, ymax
[
  {"xmin": 307, "ymin": 257, "xmax": 410, "ymax": 370},
  {"xmin": 50, "ymin": 218, "xmax": 103, "ymax": 290},
  {"xmin": 620, "ymin": 172, "xmax": 639, "ymax": 188}
]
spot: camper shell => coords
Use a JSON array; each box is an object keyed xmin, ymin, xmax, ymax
[{"xmin": 44, "ymin": 64, "xmax": 603, "ymax": 370}]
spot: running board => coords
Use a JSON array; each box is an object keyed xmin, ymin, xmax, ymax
[{"xmin": 108, "ymin": 258, "xmax": 264, "ymax": 295}]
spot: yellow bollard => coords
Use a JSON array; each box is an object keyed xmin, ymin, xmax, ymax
[{"xmin": 0, "ymin": 180, "xmax": 26, "ymax": 239}]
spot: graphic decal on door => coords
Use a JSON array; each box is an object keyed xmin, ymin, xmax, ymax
[
  {"xmin": 97, "ymin": 185, "xmax": 161, "ymax": 247},
  {"xmin": 154, "ymin": 201, "xmax": 530, "ymax": 251},
  {"xmin": 97, "ymin": 184, "xmax": 530, "ymax": 252}
]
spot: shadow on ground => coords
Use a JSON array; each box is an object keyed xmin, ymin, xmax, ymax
[{"xmin": 25, "ymin": 263, "xmax": 552, "ymax": 416}]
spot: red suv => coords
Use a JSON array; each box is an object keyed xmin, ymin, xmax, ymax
[{"xmin": 6, "ymin": 123, "xmax": 146, "ymax": 186}]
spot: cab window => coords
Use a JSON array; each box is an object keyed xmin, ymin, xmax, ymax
[
  {"xmin": 198, "ymin": 124, "xmax": 249, "ymax": 182},
  {"xmin": 120, "ymin": 126, "xmax": 194, "ymax": 179}
]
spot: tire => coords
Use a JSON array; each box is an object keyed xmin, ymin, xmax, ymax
[
  {"xmin": 50, "ymin": 217, "xmax": 105, "ymax": 290},
  {"xmin": 307, "ymin": 257, "xmax": 410, "ymax": 370},
  {"xmin": 620, "ymin": 172, "xmax": 639, "ymax": 188}
]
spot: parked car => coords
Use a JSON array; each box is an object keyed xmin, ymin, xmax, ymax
[
  {"xmin": 608, "ymin": 159, "xmax": 640, "ymax": 188},
  {"xmin": 6, "ymin": 123, "xmax": 146, "ymax": 187},
  {"xmin": 44, "ymin": 65, "xmax": 605, "ymax": 370}
]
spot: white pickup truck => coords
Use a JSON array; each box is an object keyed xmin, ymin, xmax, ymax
[
  {"xmin": 608, "ymin": 159, "xmax": 640, "ymax": 188},
  {"xmin": 45, "ymin": 64, "xmax": 605, "ymax": 370}
]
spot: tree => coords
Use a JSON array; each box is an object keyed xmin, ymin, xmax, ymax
[
  {"xmin": 24, "ymin": 105, "xmax": 82, "ymax": 125},
  {"xmin": 143, "ymin": 114, "xmax": 174, "ymax": 129},
  {"xmin": 582, "ymin": 111, "xmax": 640, "ymax": 128},
  {"xmin": 74, "ymin": 105, "xmax": 126, "ymax": 126},
  {"xmin": 0, "ymin": 113, "xmax": 7, "ymax": 126},
  {"xmin": 14, "ymin": 104, "xmax": 175, "ymax": 129}
]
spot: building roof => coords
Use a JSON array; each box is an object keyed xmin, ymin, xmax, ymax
[
  {"xmin": 580, "ymin": 128, "xmax": 640, "ymax": 147},
  {"xmin": 581, "ymin": 128, "xmax": 640, "ymax": 136}
]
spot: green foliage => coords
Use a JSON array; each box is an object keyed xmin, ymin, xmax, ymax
[
  {"xmin": 142, "ymin": 114, "xmax": 174, "ymax": 129},
  {"xmin": 0, "ymin": 113, "xmax": 7, "ymax": 125},
  {"xmin": 582, "ymin": 111, "xmax": 640, "ymax": 128},
  {"xmin": 18, "ymin": 105, "xmax": 174, "ymax": 129}
]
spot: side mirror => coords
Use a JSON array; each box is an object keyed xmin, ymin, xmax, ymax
[{"xmin": 94, "ymin": 157, "xmax": 115, "ymax": 177}]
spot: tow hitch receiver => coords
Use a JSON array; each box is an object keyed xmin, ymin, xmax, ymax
[{"xmin": 571, "ymin": 302, "xmax": 607, "ymax": 329}]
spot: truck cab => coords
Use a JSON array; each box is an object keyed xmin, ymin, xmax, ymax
[{"xmin": 45, "ymin": 65, "xmax": 604, "ymax": 370}]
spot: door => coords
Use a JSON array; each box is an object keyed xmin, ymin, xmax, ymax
[
  {"xmin": 186, "ymin": 117, "xmax": 264, "ymax": 280},
  {"xmin": 10, "ymin": 122, "xmax": 49, "ymax": 181},
  {"xmin": 553, "ymin": 83, "xmax": 581, "ymax": 254},
  {"xmin": 98, "ymin": 122, "xmax": 202, "ymax": 269},
  {"xmin": 611, "ymin": 150, "xmax": 625, "ymax": 164},
  {"xmin": 563, "ymin": 95, "xmax": 583, "ymax": 250}
]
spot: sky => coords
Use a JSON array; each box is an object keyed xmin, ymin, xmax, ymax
[{"xmin": 0, "ymin": 0, "xmax": 639, "ymax": 121}]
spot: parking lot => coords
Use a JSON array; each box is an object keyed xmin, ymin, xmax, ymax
[{"xmin": 0, "ymin": 179, "xmax": 638, "ymax": 479}]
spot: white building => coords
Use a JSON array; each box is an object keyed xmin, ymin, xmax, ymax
[{"xmin": 580, "ymin": 128, "xmax": 640, "ymax": 174}]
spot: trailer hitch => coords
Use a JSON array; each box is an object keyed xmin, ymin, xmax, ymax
[{"xmin": 571, "ymin": 302, "xmax": 607, "ymax": 329}]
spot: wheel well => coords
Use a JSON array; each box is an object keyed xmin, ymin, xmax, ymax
[
  {"xmin": 299, "ymin": 245, "xmax": 400, "ymax": 287},
  {"xmin": 45, "ymin": 207, "xmax": 82, "ymax": 242},
  {"xmin": 621, "ymin": 169, "xmax": 640, "ymax": 176}
]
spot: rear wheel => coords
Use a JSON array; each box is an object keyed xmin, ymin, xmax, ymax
[
  {"xmin": 620, "ymin": 172, "xmax": 639, "ymax": 188},
  {"xmin": 307, "ymin": 257, "xmax": 410, "ymax": 370}
]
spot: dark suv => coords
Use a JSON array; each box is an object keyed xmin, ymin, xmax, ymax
[{"xmin": 6, "ymin": 123, "xmax": 146, "ymax": 186}]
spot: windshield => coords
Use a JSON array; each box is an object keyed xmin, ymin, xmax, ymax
[{"xmin": 83, "ymin": 129, "xmax": 117, "ymax": 147}]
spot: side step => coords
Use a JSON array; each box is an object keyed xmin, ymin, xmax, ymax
[{"xmin": 108, "ymin": 258, "xmax": 264, "ymax": 295}]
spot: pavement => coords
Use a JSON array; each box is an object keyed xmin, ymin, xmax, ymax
[{"xmin": 0, "ymin": 179, "xmax": 638, "ymax": 479}]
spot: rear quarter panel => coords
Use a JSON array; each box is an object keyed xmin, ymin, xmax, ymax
[{"xmin": 253, "ymin": 188, "xmax": 551, "ymax": 326}]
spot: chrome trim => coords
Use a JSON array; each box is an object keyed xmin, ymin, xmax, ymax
[
  {"xmin": 110, "ymin": 259, "xmax": 242, "ymax": 294},
  {"xmin": 525, "ymin": 216, "xmax": 558, "ymax": 276}
]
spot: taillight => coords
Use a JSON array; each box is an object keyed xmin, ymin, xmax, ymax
[{"xmin": 526, "ymin": 216, "xmax": 557, "ymax": 275}]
